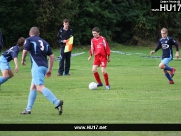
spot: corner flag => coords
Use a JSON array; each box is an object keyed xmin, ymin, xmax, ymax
[{"xmin": 64, "ymin": 36, "xmax": 74, "ymax": 53}]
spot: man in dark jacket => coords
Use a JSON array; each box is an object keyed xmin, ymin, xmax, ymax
[{"xmin": 56, "ymin": 19, "xmax": 73, "ymax": 76}]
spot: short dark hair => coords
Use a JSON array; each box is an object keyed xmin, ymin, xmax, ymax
[
  {"xmin": 17, "ymin": 37, "xmax": 25, "ymax": 47},
  {"xmin": 63, "ymin": 19, "xmax": 69, "ymax": 23},
  {"xmin": 29, "ymin": 27, "xmax": 40, "ymax": 36},
  {"xmin": 92, "ymin": 27, "xmax": 100, "ymax": 33}
]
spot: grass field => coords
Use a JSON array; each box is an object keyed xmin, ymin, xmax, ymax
[{"xmin": 0, "ymin": 44, "xmax": 181, "ymax": 136}]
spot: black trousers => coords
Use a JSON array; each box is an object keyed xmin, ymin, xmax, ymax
[{"xmin": 58, "ymin": 47, "xmax": 71, "ymax": 75}]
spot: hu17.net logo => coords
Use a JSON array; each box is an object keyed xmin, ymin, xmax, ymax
[{"xmin": 151, "ymin": 0, "xmax": 181, "ymax": 12}]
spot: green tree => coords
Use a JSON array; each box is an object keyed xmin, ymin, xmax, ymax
[
  {"xmin": 1, "ymin": 0, "xmax": 181, "ymax": 47},
  {"xmin": 34, "ymin": 0, "xmax": 78, "ymax": 48},
  {"xmin": 0, "ymin": 0, "xmax": 36, "ymax": 48}
]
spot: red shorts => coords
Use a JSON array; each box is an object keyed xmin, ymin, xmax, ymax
[{"xmin": 93, "ymin": 55, "xmax": 107, "ymax": 67}]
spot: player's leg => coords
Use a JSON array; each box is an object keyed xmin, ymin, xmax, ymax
[
  {"xmin": 159, "ymin": 58, "xmax": 173, "ymax": 71},
  {"xmin": 37, "ymin": 85, "xmax": 60, "ymax": 107},
  {"xmin": 0, "ymin": 69, "xmax": 10, "ymax": 90},
  {"xmin": 0, "ymin": 61, "xmax": 13, "ymax": 85},
  {"xmin": 159, "ymin": 58, "xmax": 174, "ymax": 84},
  {"xmin": 36, "ymin": 67, "xmax": 63, "ymax": 115},
  {"xmin": 163, "ymin": 69, "xmax": 174, "ymax": 84},
  {"xmin": 21, "ymin": 83, "xmax": 37, "ymax": 114},
  {"xmin": 0, "ymin": 70, "xmax": 11, "ymax": 84},
  {"xmin": 0, "ymin": 56, "xmax": 13, "ymax": 90},
  {"xmin": 37, "ymin": 85, "xmax": 63, "ymax": 115},
  {"xmin": 58, "ymin": 48, "xmax": 65, "ymax": 76},
  {"xmin": 93, "ymin": 56, "xmax": 103, "ymax": 87},
  {"xmin": 100, "ymin": 59, "xmax": 110, "ymax": 90},
  {"xmin": 64, "ymin": 51, "xmax": 71, "ymax": 75},
  {"xmin": 92, "ymin": 65, "xmax": 103, "ymax": 87},
  {"xmin": 163, "ymin": 63, "xmax": 176, "ymax": 78}
]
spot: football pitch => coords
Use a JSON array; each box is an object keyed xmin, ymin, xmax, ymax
[{"xmin": 0, "ymin": 45, "xmax": 181, "ymax": 136}]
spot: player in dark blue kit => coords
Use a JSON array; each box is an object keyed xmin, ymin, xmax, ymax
[
  {"xmin": 150, "ymin": 28, "xmax": 179, "ymax": 84},
  {"xmin": 0, "ymin": 37, "xmax": 25, "ymax": 89},
  {"xmin": 20, "ymin": 27, "xmax": 63, "ymax": 115}
]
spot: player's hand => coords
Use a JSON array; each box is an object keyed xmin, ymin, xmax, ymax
[
  {"xmin": 46, "ymin": 71, "xmax": 51, "ymax": 77},
  {"xmin": 175, "ymin": 52, "xmax": 179, "ymax": 59},
  {"xmin": 107, "ymin": 56, "xmax": 110, "ymax": 62},
  {"xmin": 107, "ymin": 58, "xmax": 110, "ymax": 62},
  {"xmin": 14, "ymin": 67, "xmax": 18, "ymax": 73},
  {"xmin": 88, "ymin": 56, "xmax": 92, "ymax": 61},
  {"xmin": 150, "ymin": 51, "xmax": 155, "ymax": 55},
  {"xmin": 21, "ymin": 60, "xmax": 25, "ymax": 65},
  {"xmin": 63, "ymin": 40, "xmax": 67, "ymax": 43},
  {"xmin": 175, "ymin": 55, "xmax": 179, "ymax": 59}
]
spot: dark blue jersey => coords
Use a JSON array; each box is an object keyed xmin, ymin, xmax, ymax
[
  {"xmin": 155, "ymin": 36, "xmax": 179, "ymax": 59},
  {"xmin": 24, "ymin": 36, "xmax": 53, "ymax": 68},
  {"xmin": 2, "ymin": 45, "xmax": 20, "ymax": 62}
]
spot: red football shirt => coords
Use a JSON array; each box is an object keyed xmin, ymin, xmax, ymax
[{"xmin": 90, "ymin": 36, "xmax": 110, "ymax": 57}]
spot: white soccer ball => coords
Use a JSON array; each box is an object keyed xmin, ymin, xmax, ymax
[{"xmin": 89, "ymin": 82, "xmax": 97, "ymax": 90}]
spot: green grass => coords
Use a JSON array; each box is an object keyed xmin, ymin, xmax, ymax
[{"xmin": 0, "ymin": 45, "xmax": 181, "ymax": 135}]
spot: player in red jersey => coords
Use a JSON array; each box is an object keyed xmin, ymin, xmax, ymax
[{"xmin": 88, "ymin": 27, "xmax": 111, "ymax": 90}]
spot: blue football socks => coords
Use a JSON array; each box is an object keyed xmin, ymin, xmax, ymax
[
  {"xmin": 164, "ymin": 65, "xmax": 172, "ymax": 71},
  {"xmin": 0, "ymin": 76, "xmax": 10, "ymax": 85},
  {"xmin": 41, "ymin": 88, "xmax": 59, "ymax": 106},
  {"xmin": 26, "ymin": 90, "xmax": 37, "ymax": 111},
  {"xmin": 165, "ymin": 73, "xmax": 172, "ymax": 81}
]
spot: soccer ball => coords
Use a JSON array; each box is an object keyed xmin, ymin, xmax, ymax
[{"xmin": 89, "ymin": 82, "xmax": 97, "ymax": 90}]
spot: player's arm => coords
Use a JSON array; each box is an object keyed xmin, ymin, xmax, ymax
[
  {"xmin": 69, "ymin": 29, "xmax": 74, "ymax": 38},
  {"xmin": 56, "ymin": 29, "xmax": 67, "ymax": 44},
  {"xmin": 175, "ymin": 49, "xmax": 179, "ymax": 59},
  {"xmin": 11, "ymin": 48, "xmax": 19, "ymax": 72},
  {"xmin": 105, "ymin": 39, "xmax": 111, "ymax": 62},
  {"xmin": 88, "ymin": 42, "xmax": 94, "ymax": 61},
  {"xmin": 56, "ymin": 30, "xmax": 62, "ymax": 44},
  {"xmin": 106, "ymin": 47, "xmax": 110, "ymax": 62},
  {"xmin": 150, "ymin": 42, "xmax": 161, "ymax": 55},
  {"xmin": 49, "ymin": 54, "xmax": 54, "ymax": 71},
  {"xmin": 107, "ymin": 55, "xmax": 110, "ymax": 62},
  {"xmin": 172, "ymin": 39, "xmax": 179, "ymax": 58},
  {"xmin": 13, "ymin": 57, "xmax": 18, "ymax": 72},
  {"xmin": 21, "ymin": 50, "xmax": 28, "ymax": 65},
  {"xmin": 175, "ymin": 51, "xmax": 179, "ymax": 59},
  {"xmin": 46, "ymin": 54, "xmax": 54, "ymax": 77},
  {"xmin": 88, "ymin": 48, "xmax": 94, "ymax": 61},
  {"xmin": 88, "ymin": 48, "xmax": 92, "ymax": 61}
]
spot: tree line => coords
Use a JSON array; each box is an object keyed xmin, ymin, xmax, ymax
[{"xmin": 0, "ymin": 0, "xmax": 181, "ymax": 48}]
